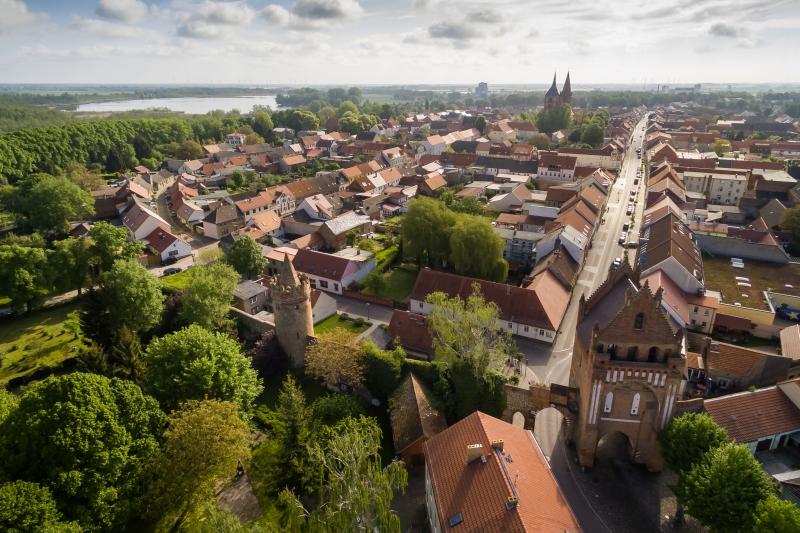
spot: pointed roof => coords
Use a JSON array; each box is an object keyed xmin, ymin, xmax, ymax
[
  {"xmin": 278, "ymin": 253, "xmax": 300, "ymax": 287},
  {"xmin": 545, "ymin": 73, "xmax": 560, "ymax": 98},
  {"xmin": 562, "ymin": 71, "xmax": 572, "ymax": 97}
]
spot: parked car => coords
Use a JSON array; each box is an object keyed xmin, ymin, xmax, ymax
[
  {"xmin": 161, "ymin": 256, "xmax": 178, "ymax": 266},
  {"xmin": 163, "ymin": 267, "xmax": 183, "ymax": 276},
  {"xmin": 625, "ymin": 241, "xmax": 638, "ymax": 249},
  {"xmin": 613, "ymin": 257, "xmax": 622, "ymax": 267},
  {"xmin": 623, "ymin": 222, "xmax": 630, "ymax": 231},
  {"xmin": 618, "ymin": 231, "xmax": 628, "ymax": 244}
]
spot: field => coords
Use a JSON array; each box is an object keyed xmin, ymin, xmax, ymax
[
  {"xmin": 362, "ymin": 267, "xmax": 419, "ymax": 302},
  {"xmin": 0, "ymin": 302, "xmax": 84, "ymax": 385},
  {"xmin": 314, "ymin": 313, "xmax": 371, "ymax": 335},
  {"xmin": 703, "ymin": 256, "xmax": 800, "ymax": 310},
  {"xmin": 160, "ymin": 270, "xmax": 192, "ymax": 291}
]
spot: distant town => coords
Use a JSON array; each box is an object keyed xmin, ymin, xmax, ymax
[{"xmin": 1, "ymin": 74, "xmax": 800, "ymax": 533}]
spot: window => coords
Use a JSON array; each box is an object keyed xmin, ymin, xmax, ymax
[
  {"xmin": 648, "ymin": 346, "xmax": 659, "ymax": 362},
  {"xmin": 693, "ymin": 306, "xmax": 699, "ymax": 313},
  {"xmin": 718, "ymin": 378, "xmax": 730, "ymax": 390},
  {"xmin": 419, "ymin": 302, "xmax": 424, "ymax": 309},
  {"xmin": 627, "ymin": 346, "xmax": 638, "ymax": 360},
  {"xmin": 633, "ymin": 313, "xmax": 644, "ymax": 330},
  {"xmin": 603, "ymin": 392, "xmax": 614, "ymax": 414},
  {"xmin": 249, "ymin": 296, "xmax": 258, "ymax": 305},
  {"xmin": 704, "ymin": 309, "xmax": 709, "ymax": 316},
  {"xmin": 630, "ymin": 393, "xmax": 641, "ymax": 416},
  {"xmin": 334, "ymin": 283, "xmax": 339, "ymax": 291},
  {"xmin": 523, "ymin": 326, "xmax": 528, "ymax": 332},
  {"xmin": 508, "ymin": 322, "xmax": 513, "ymax": 329},
  {"xmin": 319, "ymin": 280, "xmax": 329, "ymax": 289}
]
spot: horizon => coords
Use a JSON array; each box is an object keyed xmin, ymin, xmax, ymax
[{"xmin": 1, "ymin": 0, "xmax": 799, "ymax": 85}]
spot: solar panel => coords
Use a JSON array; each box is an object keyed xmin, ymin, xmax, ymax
[{"xmin": 448, "ymin": 513, "xmax": 464, "ymax": 527}]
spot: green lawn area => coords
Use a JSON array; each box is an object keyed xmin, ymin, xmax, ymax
[
  {"xmin": 314, "ymin": 313, "xmax": 371, "ymax": 335},
  {"xmin": 703, "ymin": 255, "xmax": 800, "ymax": 310},
  {"xmin": 0, "ymin": 302, "xmax": 84, "ymax": 385},
  {"xmin": 363, "ymin": 266, "xmax": 419, "ymax": 302},
  {"xmin": 0, "ymin": 297, "xmax": 10, "ymax": 307},
  {"xmin": 160, "ymin": 269, "xmax": 192, "ymax": 291}
]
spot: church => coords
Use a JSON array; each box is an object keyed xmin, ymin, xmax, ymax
[{"xmin": 544, "ymin": 72, "xmax": 572, "ymax": 110}]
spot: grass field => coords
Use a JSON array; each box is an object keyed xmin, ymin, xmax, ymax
[
  {"xmin": 160, "ymin": 270, "xmax": 192, "ymax": 291},
  {"xmin": 363, "ymin": 266, "xmax": 419, "ymax": 302},
  {"xmin": 314, "ymin": 313, "xmax": 371, "ymax": 335},
  {"xmin": 0, "ymin": 302, "xmax": 84, "ymax": 385},
  {"xmin": 703, "ymin": 255, "xmax": 800, "ymax": 310}
]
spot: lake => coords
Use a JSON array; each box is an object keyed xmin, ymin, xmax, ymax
[{"xmin": 75, "ymin": 95, "xmax": 280, "ymax": 114}]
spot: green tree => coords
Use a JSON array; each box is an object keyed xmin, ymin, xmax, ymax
[
  {"xmin": 0, "ymin": 373, "xmax": 165, "ymax": 530},
  {"xmin": 108, "ymin": 325, "xmax": 145, "ymax": 383},
  {"xmin": 754, "ymin": 496, "xmax": 800, "ymax": 533},
  {"xmin": 65, "ymin": 161, "xmax": 106, "ymax": 192},
  {"xmin": 0, "ymin": 244, "xmax": 50, "ymax": 312},
  {"xmin": 144, "ymin": 400, "xmax": 250, "ymax": 531},
  {"xmin": 426, "ymin": 286, "xmax": 514, "ymax": 419},
  {"xmin": 579, "ymin": 122, "xmax": 604, "ymax": 147},
  {"xmin": 338, "ymin": 111, "xmax": 363, "ymax": 134},
  {"xmin": 144, "ymin": 324, "xmax": 263, "ymax": 416},
  {"xmin": 683, "ymin": 442, "xmax": 773, "ymax": 533},
  {"xmin": 449, "ymin": 215, "xmax": 508, "ymax": 281},
  {"xmin": 311, "ymin": 394, "xmax": 365, "ymax": 426},
  {"xmin": 51, "ymin": 237, "xmax": 92, "ymax": 294},
  {"xmin": 0, "ymin": 389, "xmax": 18, "ymax": 425},
  {"xmin": 474, "ymin": 116, "xmax": 487, "ymax": 135},
  {"xmin": 88, "ymin": 221, "xmax": 143, "ymax": 274},
  {"xmin": 0, "ymin": 481, "xmax": 80, "ymax": 533},
  {"xmin": 661, "ymin": 412, "xmax": 728, "ymax": 478},
  {"xmin": 174, "ymin": 139, "xmax": 204, "ymax": 160},
  {"xmin": 282, "ymin": 417, "xmax": 407, "ymax": 533},
  {"xmin": 337, "ymin": 100, "xmax": 359, "ymax": 117},
  {"xmin": 178, "ymin": 261, "xmax": 239, "ymax": 329},
  {"xmin": 306, "ymin": 329, "xmax": 364, "ymax": 388},
  {"xmin": 317, "ymin": 105, "xmax": 337, "ymax": 125},
  {"xmin": 709, "ymin": 139, "xmax": 732, "ymax": 156},
  {"xmin": 225, "ymin": 235, "xmax": 267, "ymax": 279},
  {"xmin": 104, "ymin": 258, "xmax": 164, "ymax": 333},
  {"xmin": 529, "ymin": 133, "xmax": 551, "ymax": 150},
  {"xmin": 251, "ymin": 110, "xmax": 274, "ymax": 138},
  {"xmin": 273, "ymin": 375, "xmax": 314, "ymax": 493},
  {"xmin": 401, "ymin": 197, "xmax": 456, "ymax": 268},
  {"xmin": 3, "ymin": 174, "xmax": 94, "ymax": 234}
]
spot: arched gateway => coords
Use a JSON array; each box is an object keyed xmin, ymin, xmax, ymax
[{"xmin": 567, "ymin": 263, "xmax": 687, "ymax": 472}]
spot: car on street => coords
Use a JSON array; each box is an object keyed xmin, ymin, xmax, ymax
[
  {"xmin": 625, "ymin": 241, "xmax": 639, "ymax": 249},
  {"xmin": 613, "ymin": 257, "xmax": 622, "ymax": 267},
  {"xmin": 163, "ymin": 267, "xmax": 182, "ymax": 276},
  {"xmin": 626, "ymin": 204, "xmax": 634, "ymax": 215},
  {"xmin": 161, "ymin": 256, "xmax": 179, "ymax": 266},
  {"xmin": 623, "ymin": 222, "xmax": 630, "ymax": 231},
  {"xmin": 618, "ymin": 231, "xmax": 628, "ymax": 244}
]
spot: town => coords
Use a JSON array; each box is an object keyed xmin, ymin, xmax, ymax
[{"xmin": 1, "ymin": 5, "xmax": 800, "ymax": 531}]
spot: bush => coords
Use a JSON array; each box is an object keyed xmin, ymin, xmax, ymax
[
  {"xmin": 362, "ymin": 342, "xmax": 405, "ymax": 399},
  {"xmin": 311, "ymin": 394, "xmax": 366, "ymax": 426}
]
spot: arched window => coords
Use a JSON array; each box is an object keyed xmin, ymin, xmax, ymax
[
  {"xmin": 648, "ymin": 347, "xmax": 659, "ymax": 362},
  {"xmin": 603, "ymin": 392, "xmax": 614, "ymax": 414},
  {"xmin": 627, "ymin": 346, "xmax": 638, "ymax": 360},
  {"xmin": 630, "ymin": 393, "xmax": 641, "ymax": 416},
  {"xmin": 634, "ymin": 313, "xmax": 645, "ymax": 330}
]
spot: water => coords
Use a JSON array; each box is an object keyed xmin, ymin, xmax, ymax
[{"xmin": 75, "ymin": 95, "xmax": 280, "ymax": 114}]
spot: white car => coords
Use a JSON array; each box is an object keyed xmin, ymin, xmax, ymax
[{"xmin": 613, "ymin": 257, "xmax": 622, "ymax": 267}]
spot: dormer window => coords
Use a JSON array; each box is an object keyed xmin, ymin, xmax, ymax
[{"xmin": 633, "ymin": 313, "xmax": 644, "ymax": 330}]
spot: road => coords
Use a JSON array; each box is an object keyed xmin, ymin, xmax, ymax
[{"xmin": 533, "ymin": 114, "xmax": 650, "ymax": 533}]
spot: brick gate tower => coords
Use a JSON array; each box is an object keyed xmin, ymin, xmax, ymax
[
  {"xmin": 568, "ymin": 263, "xmax": 687, "ymax": 472},
  {"xmin": 271, "ymin": 255, "xmax": 314, "ymax": 368}
]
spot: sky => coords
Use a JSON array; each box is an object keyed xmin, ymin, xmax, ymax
[{"xmin": 0, "ymin": 0, "xmax": 798, "ymax": 85}]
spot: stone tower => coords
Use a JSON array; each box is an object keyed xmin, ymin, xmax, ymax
[
  {"xmin": 568, "ymin": 263, "xmax": 686, "ymax": 472},
  {"xmin": 271, "ymin": 255, "xmax": 314, "ymax": 368}
]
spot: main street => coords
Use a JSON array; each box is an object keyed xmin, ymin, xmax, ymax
[{"xmin": 533, "ymin": 114, "xmax": 650, "ymax": 533}]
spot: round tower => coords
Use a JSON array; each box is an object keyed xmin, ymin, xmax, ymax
[{"xmin": 271, "ymin": 255, "xmax": 314, "ymax": 368}]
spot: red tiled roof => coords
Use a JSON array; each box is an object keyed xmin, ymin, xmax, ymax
[
  {"xmin": 424, "ymin": 412, "xmax": 580, "ymax": 533},
  {"xmin": 143, "ymin": 227, "xmax": 179, "ymax": 253},
  {"xmin": 389, "ymin": 310, "xmax": 433, "ymax": 355},
  {"xmin": 704, "ymin": 379, "xmax": 800, "ymax": 443},
  {"xmin": 293, "ymin": 248, "xmax": 352, "ymax": 282},
  {"xmin": 713, "ymin": 313, "xmax": 752, "ymax": 332}
]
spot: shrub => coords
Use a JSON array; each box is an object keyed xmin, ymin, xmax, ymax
[{"xmin": 362, "ymin": 342, "xmax": 405, "ymax": 400}]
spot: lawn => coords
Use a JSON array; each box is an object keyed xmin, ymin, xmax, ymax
[
  {"xmin": 363, "ymin": 266, "xmax": 419, "ymax": 302},
  {"xmin": 703, "ymin": 255, "xmax": 800, "ymax": 310},
  {"xmin": 314, "ymin": 313, "xmax": 371, "ymax": 335},
  {"xmin": 0, "ymin": 302, "xmax": 84, "ymax": 385},
  {"xmin": 160, "ymin": 269, "xmax": 192, "ymax": 291}
]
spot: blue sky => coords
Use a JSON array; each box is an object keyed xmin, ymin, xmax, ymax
[{"xmin": 1, "ymin": 0, "xmax": 798, "ymax": 85}]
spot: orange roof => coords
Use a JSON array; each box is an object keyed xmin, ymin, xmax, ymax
[
  {"xmin": 706, "ymin": 342, "xmax": 768, "ymax": 378},
  {"xmin": 705, "ymin": 379, "xmax": 800, "ymax": 443},
  {"xmin": 250, "ymin": 210, "xmax": 282, "ymax": 233},
  {"xmin": 424, "ymin": 412, "xmax": 580, "ymax": 533}
]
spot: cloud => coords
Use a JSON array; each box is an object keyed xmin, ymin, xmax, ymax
[
  {"xmin": 293, "ymin": 0, "xmax": 363, "ymax": 20},
  {"xmin": 96, "ymin": 0, "xmax": 148, "ymax": 23},
  {"xmin": 709, "ymin": 22, "xmax": 742, "ymax": 38},
  {"xmin": 469, "ymin": 9, "xmax": 501, "ymax": 24},
  {"xmin": 428, "ymin": 21, "xmax": 479, "ymax": 41},
  {"xmin": 262, "ymin": 4, "xmax": 320, "ymax": 30},
  {"xmin": 177, "ymin": 1, "xmax": 255, "ymax": 39},
  {"xmin": 0, "ymin": 0, "xmax": 43, "ymax": 32},
  {"xmin": 70, "ymin": 17, "xmax": 145, "ymax": 38}
]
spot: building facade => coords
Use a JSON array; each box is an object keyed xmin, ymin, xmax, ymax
[{"xmin": 271, "ymin": 255, "xmax": 315, "ymax": 367}]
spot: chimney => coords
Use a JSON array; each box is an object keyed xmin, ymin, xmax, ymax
[
  {"xmin": 491, "ymin": 439, "xmax": 504, "ymax": 451},
  {"xmin": 506, "ymin": 496, "xmax": 519, "ymax": 511},
  {"xmin": 466, "ymin": 443, "xmax": 483, "ymax": 464}
]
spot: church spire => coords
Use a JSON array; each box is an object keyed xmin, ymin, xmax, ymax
[
  {"xmin": 545, "ymin": 72, "xmax": 560, "ymax": 98},
  {"xmin": 562, "ymin": 71, "xmax": 572, "ymax": 97}
]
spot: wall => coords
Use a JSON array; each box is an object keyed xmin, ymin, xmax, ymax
[
  {"xmin": 695, "ymin": 234, "xmax": 789, "ymax": 264},
  {"xmin": 231, "ymin": 307, "xmax": 274, "ymax": 340}
]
